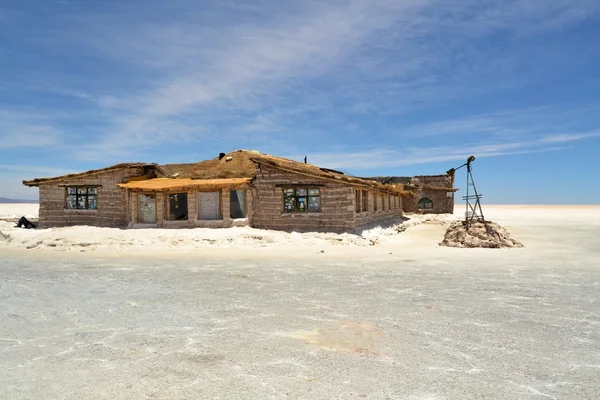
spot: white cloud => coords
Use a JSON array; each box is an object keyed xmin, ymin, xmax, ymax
[
  {"xmin": 293, "ymin": 131, "xmax": 596, "ymax": 171},
  {"xmin": 540, "ymin": 131, "xmax": 600, "ymax": 143},
  {"xmin": 0, "ymin": 164, "xmax": 77, "ymax": 176},
  {"xmin": 17, "ymin": 0, "xmax": 594, "ymax": 153},
  {"xmin": 0, "ymin": 110, "xmax": 64, "ymax": 149},
  {"xmin": 1, "ymin": 0, "xmax": 599, "ymax": 165}
]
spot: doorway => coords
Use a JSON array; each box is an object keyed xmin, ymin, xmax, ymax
[{"xmin": 139, "ymin": 194, "xmax": 156, "ymax": 224}]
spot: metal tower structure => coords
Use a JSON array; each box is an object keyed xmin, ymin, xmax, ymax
[{"xmin": 447, "ymin": 156, "xmax": 485, "ymax": 226}]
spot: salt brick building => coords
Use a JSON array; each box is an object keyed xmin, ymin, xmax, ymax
[{"xmin": 23, "ymin": 150, "xmax": 457, "ymax": 233}]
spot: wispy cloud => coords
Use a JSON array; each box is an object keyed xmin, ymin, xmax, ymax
[
  {"xmin": 0, "ymin": 0, "xmax": 599, "ymax": 193},
  {"xmin": 0, "ymin": 164, "xmax": 76, "ymax": 176},
  {"xmin": 295, "ymin": 131, "xmax": 595, "ymax": 172},
  {"xmin": 0, "ymin": 110, "xmax": 64, "ymax": 149}
]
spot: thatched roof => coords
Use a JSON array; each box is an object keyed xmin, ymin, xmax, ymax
[
  {"xmin": 118, "ymin": 178, "xmax": 251, "ymax": 192},
  {"xmin": 22, "ymin": 163, "xmax": 156, "ymax": 187},
  {"xmin": 151, "ymin": 150, "xmax": 408, "ymax": 195},
  {"xmin": 22, "ymin": 150, "xmax": 410, "ymax": 195},
  {"xmin": 250, "ymin": 154, "xmax": 409, "ymax": 195},
  {"xmin": 158, "ymin": 150, "xmax": 259, "ymax": 179},
  {"xmin": 364, "ymin": 176, "xmax": 412, "ymax": 185},
  {"xmin": 366, "ymin": 174, "xmax": 458, "ymax": 193}
]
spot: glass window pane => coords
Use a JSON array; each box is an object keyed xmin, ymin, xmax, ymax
[
  {"xmin": 418, "ymin": 198, "xmax": 433, "ymax": 209},
  {"xmin": 66, "ymin": 195, "xmax": 77, "ymax": 209},
  {"xmin": 168, "ymin": 193, "xmax": 188, "ymax": 220},
  {"xmin": 296, "ymin": 188, "xmax": 308, "ymax": 196},
  {"xmin": 230, "ymin": 190, "xmax": 245, "ymax": 218},
  {"xmin": 308, "ymin": 188, "xmax": 320, "ymax": 196},
  {"xmin": 88, "ymin": 196, "xmax": 97, "ymax": 210},
  {"xmin": 77, "ymin": 196, "xmax": 87, "ymax": 209},
  {"xmin": 67, "ymin": 187, "xmax": 77, "ymax": 195},
  {"xmin": 296, "ymin": 197, "xmax": 307, "ymax": 212},
  {"xmin": 77, "ymin": 187, "xmax": 87, "ymax": 195},
  {"xmin": 88, "ymin": 187, "xmax": 97, "ymax": 195},
  {"xmin": 308, "ymin": 196, "xmax": 320, "ymax": 212},
  {"xmin": 284, "ymin": 197, "xmax": 295, "ymax": 212},
  {"xmin": 283, "ymin": 188, "xmax": 295, "ymax": 197}
]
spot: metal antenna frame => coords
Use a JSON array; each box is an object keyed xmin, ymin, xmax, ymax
[{"xmin": 448, "ymin": 156, "xmax": 485, "ymax": 227}]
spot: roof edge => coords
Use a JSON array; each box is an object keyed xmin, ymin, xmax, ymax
[{"xmin": 23, "ymin": 163, "xmax": 157, "ymax": 187}]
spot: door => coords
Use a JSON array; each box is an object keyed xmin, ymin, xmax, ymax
[
  {"xmin": 198, "ymin": 191, "xmax": 221, "ymax": 220},
  {"xmin": 139, "ymin": 194, "xmax": 156, "ymax": 223}
]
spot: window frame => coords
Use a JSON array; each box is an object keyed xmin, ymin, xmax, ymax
[
  {"xmin": 166, "ymin": 192, "xmax": 189, "ymax": 221},
  {"xmin": 65, "ymin": 186, "xmax": 98, "ymax": 210},
  {"xmin": 373, "ymin": 192, "xmax": 378, "ymax": 212},
  {"xmin": 356, "ymin": 189, "xmax": 368, "ymax": 214},
  {"xmin": 361, "ymin": 190, "xmax": 368, "ymax": 212},
  {"xmin": 230, "ymin": 189, "xmax": 246, "ymax": 219},
  {"xmin": 418, "ymin": 197, "xmax": 434, "ymax": 210},
  {"xmin": 283, "ymin": 187, "xmax": 321, "ymax": 213},
  {"xmin": 198, "ymin": 191, "xmax": 223, "ymax": 221}
]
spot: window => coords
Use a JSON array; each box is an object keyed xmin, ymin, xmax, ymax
[
  {"xmin": 356, "ymin": 189, "xmax": 368, "ymax": 213},
  {"xmin": 418, "ymin": 197, "xmax": 433, "ymax": 210},
  {"xmin": 65, "ymin": 187, "xmax": 97, "ymax": 210},
  {"xmin": 166, "ymin": 193, "xmax": 188, "ymax": 220},
  {"xmin": 198, "ymin": 192, "xmax": 222, "ymax": 220},
  {"xmin": 283, "ymin": 188, "xmax": 320, "ymax": 213},
  {"xmin": 230, "ymin": 190, "xmax": 246, "ymax": 218}
]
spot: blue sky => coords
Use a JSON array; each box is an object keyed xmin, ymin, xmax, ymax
[{"xmin": 1, "ymin": 0, "xmax": 599, "ymax": 203}]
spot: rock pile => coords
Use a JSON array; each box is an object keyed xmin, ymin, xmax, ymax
[{"xmin": 440, "ymin": 221, "xmax": 524, "ymax": 248}]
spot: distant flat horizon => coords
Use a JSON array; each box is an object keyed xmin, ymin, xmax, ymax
[{"xmin": 1, "ymin": 199, "xmax": 598, "ymax": 206}]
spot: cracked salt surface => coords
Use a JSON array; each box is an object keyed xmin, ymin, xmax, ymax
[{"xmin": 1, "ymin": 205, "xmax": 600, "ymax": 399}]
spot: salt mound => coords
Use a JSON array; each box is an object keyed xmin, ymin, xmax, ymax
[
  {"xmin": 0, "ymin": 230, "xmax": 12, "ymax": 243},
  {"xmin": 440, "ymin": 221, "xmax": 524, "ymax": 248}
]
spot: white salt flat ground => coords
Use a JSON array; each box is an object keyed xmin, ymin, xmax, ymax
[{"xmin": 1, "ymin": 205, "xmax": 599, "ymax": 399}]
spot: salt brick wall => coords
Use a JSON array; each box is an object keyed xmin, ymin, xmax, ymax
[
  {"xmin": 37, "ymin": 167, "xmax": 144, "ymax": 228},
  {"xmin": 401, "ymin": 174, "xmax": 455, "ymax": 214},
  {"xmin": 249, "ymin": 166, "xmax": 356, "ymax": 233},
  {"xmin": 250, "ymin": 166, "xmax": 403, "ymax": 233},
  {"xmin": 402, "ymin": 189, "xmax": 454, "ymax": 214},
  {"xmin": 355, "ymin": 191, "xmax": 402, "ymax": 227}
]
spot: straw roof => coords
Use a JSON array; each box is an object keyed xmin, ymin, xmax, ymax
[
  {"xmin": 158, "ymin": 150, "xmax": 259, "ymax": 179},
  {"xmin": 23, "ymin": 163, "xmax": 156, "ymax": 187},
  {"xmin": 118, "ymin": 178, "xmax": 251, "ymax": 192},
  {"xmin": 22, "ymin": 149, "xmax": 410, "ymax": 195},
  {"xmin": 366, "ymin": 175, "xmax": 458, "ymax": 193},
  {"xmin": 148, "ymin": 150, "xmax": 409, "ymax": 195},
  {"xmin": 249, "ymin": 154, "xmax": 410, "ymax": 195},
  {"xmin": 364, "ymin": 176, "xmax": 412, "ymax": 185}
]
